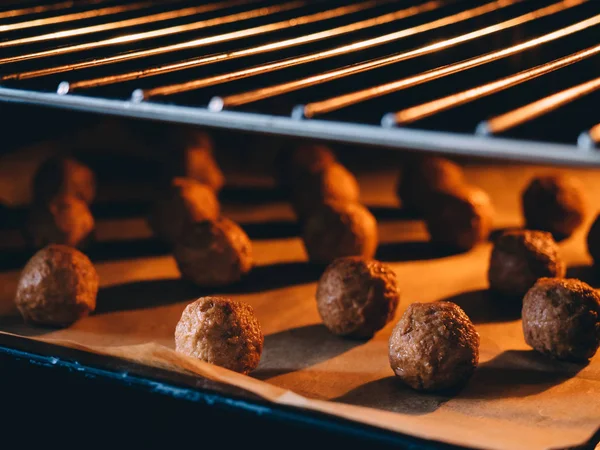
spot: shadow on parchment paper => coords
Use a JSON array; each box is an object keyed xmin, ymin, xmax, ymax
[
  {"xmin": 461, "ymin": 350, "xmax": 587, "ymax": 400},
  {"xmin": 95, "ymin": 261, "xmax": 323, "ymax": 314},
  {"xmin": 333, "ymin": 376, "xmax": 450, "ymax": 415},
  {"xmin": 95, "ymin": 278, "xmax": 202, "ymax": 314},
  {"xmin": 367, "ymin": 206, "xmax": 419, "ymax": 221},
  {"xmin": 253, "ymin": 324, "xmax": 362, "ymax": 380},
  {"xmin": 240, "ymin": 220, "xmax": 300, "ymax": 240},
  {"xmin": 439, "ymin": 289, "xmax": 522, "ymax": 324},
  {"xmin": 376, "ymin": 241, "xmax": 460, "ymax": 263},
  {"xmin": 0, "ymin": 315, "xmax": 51, "ymax": 337},
  {"xmin": 0, "ymin": 238, "xmax": 172, "ymax": 271},
  {"xmin": 567, "ymin": 265, "xmax": 600, "ymax": 288}
]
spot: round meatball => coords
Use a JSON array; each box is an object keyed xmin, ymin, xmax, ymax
[
  {"xmin": 26, "ymin": 195, "xmax": 95, "ymax": 249},
  {"xmin": 174, "ymin": 217, "xmax": 252, "ymax": 287},
  {"xmin": 488, "ymin": 230, "xmax": 566, "ymax": 299},
  {"xmin": 276, "ymin": 143, "xmax": 336, "ymax": 186},
  {"xmin": 175, "ymin": 297, "xmax": 263, "ymax": 374},
  {"xmin": 170, "ymin": 132, "xmax": 224, "ymax": 192},
  {"xmin": 148, "ymin": 177, "xmax": 220, "ymax": 243},
  {"xmin": 291, "ymin": 163, "xmax": 360, "ymax": 219},
  {"xmin": 302, "ymin": 201, "xmax": 378, "ymax": 264},
  {"xmin": 425, "ymin": 185, "xmax": 494, "ymax": 251},
  {"xmin": 522, "ymin": 175, "xmax": 587, "ymax": 241},
  {"xmin": 15, "ymin": 245, "xmax": 99, "ymax": 327},
  {"xmin": 33, "ymin": 156, "xmax": 96, "ymax": 204},
  {"xmin": 523, "ymin": 278, "xmax": 600, "ymax": 362},
  {"xmin": 587, "ymin": 214, "xmax": 600, "ymax": 266},
  {"xmin": 316, "ymin": 257, "xmax": 400, "ymax": 338},
  {"xmin": 389, "ymin": 302, "xmax": 480, "ymax": 391},
  {"xmin": 398, "ymin": 156, "xmax": 465, "ymax": 214}
]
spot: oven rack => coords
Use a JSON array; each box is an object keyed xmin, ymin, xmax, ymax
[{"xmin": 0, "ymin": 0, "xmax": 598, "ymax": 165}]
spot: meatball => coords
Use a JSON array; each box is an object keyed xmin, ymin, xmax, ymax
[
  {"xmin": 170, "ymin": 132, "xmax": 224, "ymax": 191},
  {"xmin": 398, "ymin": 156, "xmax": 465, "ymax": 214},
  {"xmin": 316, "ymin": 257, "xmax": 400, "ymax": 338},
  {"xmin": 26, "ymin": 195, "xmax": 95, "ymax": 249},
  {"xmin": 148, "ymin": 177, "xmax": 220, "ymax": 244},
  {"xmin": 302, "ymin": 201, "xmax": 378, "ymax": 264},
  {"xmin": 174, "ymin": 217, "xmax": 252, "ymax": 287},
  {"xmin": 291, "ymin": 163, "xmax": 360, "ymax": 219},
  {"xmin": 425, "ymin": 185, "xmax": 494, "ymax": 251},
  {"xmin": 522, "ymin": 278, "xmax": 600, "ymax": 362},
  {"xmin": 175, "ymin": 297, "xmax": 263, "ymax": 374},
  {"xmin": 33, "ymin": 156, "xmax": 96, "ymax": 204},
  {"xmin": 522, "ymin": 175, "xmax": 587, "ymax": 241},
  {"xmin": 389, "ymin": 302, "xmax": 480, "ymax": 391},
  {"xmin": 275, "ymin": 142, "xmax": 336, "ymax": 187},
  {"xmin": 488, "ymin": 230, "xmax": 566, "ymax": 299},
  {"xmin": 587, "ymin": 214, "xmax": 600, "ymax": 266},
  {"xmin": 15, "ymin": 245, "xmax": 99, "ymax": 327}
]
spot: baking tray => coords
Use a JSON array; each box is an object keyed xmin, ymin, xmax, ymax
[{"xmin": 0, "ymin": 128, "xmax": 599, "ymax": 449}]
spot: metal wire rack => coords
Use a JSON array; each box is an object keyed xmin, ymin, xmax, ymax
[{"xmin": 0, "ymin": 0, "xmax": 598, "ymax": 164}]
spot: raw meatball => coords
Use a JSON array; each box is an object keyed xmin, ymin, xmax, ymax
[
  {"xmin": 425, "ymin": 185, "xmax": 494, "ymax": 251},
  {"xmin": 522, "ymin": 278, "xmax": 600, "ymax": 362},
  {"xmin": 291, "ymin": 163, "xmax": 360, "ymax": 219},
  {"xmin": 316, "ymin": 257, "xmax": 400, "ymax": 338},
  {"xmin": 170, "ymin": 131, "xmax": 224, "ymax": 191},
  {"xmin": 302, "ymin": 201, "xmax": 378, "ymax": 264},
  {"xmin": 26, "ymin": 195, "xmax": 95, "ymax": 249},
  {"xmin": 389, "ymin": 302, "xmax": 480, "ymax": 391},
  {"xmin": 398, "ymin": 156, "xmax": 465, "ymax": 213},
  {"xmin": 148, "ymin": 177, "xmax": 220, "ymax": 243},
  {"xmin": 276, "ymin": 142, "xmax": 336, "ymax": 186},
  {"xmin": 488, "ymin": 230, "xmax": 566, "ymax": 299},
  {"xmin": 33, "ymin": 156, "xmax": 96, "ymax": 204},
  {"xmin": 174, "ymin": 217, "xmax": 252, "ymax": 286},
  {"xmin": 587, "ymin": 214, "xmax": 600, "ymax": 265},
  {"xmin": 522, "ymin": 175, "xmax": 587, "ymax": 241},
  {"xmin": 175, "ymin": 297, "xmax": 263, "ymax": 374},
  {"xmin": 15, "ymin": 244, "xmax": 99, "ymax": 327}
]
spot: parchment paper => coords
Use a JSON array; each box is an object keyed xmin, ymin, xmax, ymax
[{"xmin": 0, "ymin": 149, "xmax": 599, "ymax": 450}]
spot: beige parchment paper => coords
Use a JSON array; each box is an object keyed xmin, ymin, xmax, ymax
[{"xmin": 0, "ymin": 154, "xmax": 599, "ymax": 450}]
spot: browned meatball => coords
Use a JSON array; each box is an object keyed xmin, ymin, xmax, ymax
[
  {"xmin": 148, "ymin": 177, "xmax": 220, "ymax": 244},
  {"xmin": 522, "ymin": 175, "xmax": 587, "ymax": 241},
  {"xmin": 33, "ymin": 156, "xmax": 96, "ymax": 204},
  {"xmin": 174, "ymin": 217, "xmax": 252, "ymax": 287},
  {"xmin": 170, "ymin": 132, "xmax": 224, "ymax": 192},
  {"xmin": 316, "ymin": 257, "xmax": 400, "ymax": 338},
  {"xmin": 425, "ymin": 185, "xmax": 494, "ymax": 251},
  {"xmin": 276, "ymin": 143, "xmax": 336, "ymax": 186},
  {"xmin": 389, "ymin": 302, "xmax": 480, "ymax": 391},
  {"xmin": 488, "ymin": 230, "xmax": 566, "ymax": 299},
  {"xmin": 175, "ymin": 297, "xmax": 263, "ymax": 374},
  {"xmin": 26, "ymin": 195, "xmax": 95, "ymax": 249},
  {"xmin": 586, "ymin": 213, "xmax": 600, "ymax": 266},
  {"xmin": 302, "ymin": 201, "xmax": 378, "ymax": 264},
  {"xmin": 522, "ymin": 278, "xmax": 600, "ymax": 362},
  {"xmin": 397, "ymin": 156, "xmax": 465, "ymax": 214},
  {"xmin": 291, "ymin": 163, "xmax": 360, "ymax": 219},
  {"xmin": 15, "ymin": 244, "xmax": 99, "ymax": 327}
]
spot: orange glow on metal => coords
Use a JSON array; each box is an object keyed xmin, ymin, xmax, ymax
[
  {"xmin": 483, "ymin": 75, "xmax": 600, "ymax": 134},
  {"xmin": 0, "ymin": 1, "xmax": 306, "ymax": 67},
  {"xmin": 589, "ymin": 124, "xmax": 600, "ymax": 144},
  {"xmin": 215, "ymin": 0, "xmax": 584, "ymax": 111},
  {"xmin": 392, "ymin": 43, "xmax": 600, "ymax": 125},
  {"xmin": 0, "ymin": 0, "xmax": 256, "ymax": 47},
  {"xmin": 0, "ymin": 1, "xmax": 159, "ymax": 33},
  {"xmin": 69, "ymin": 0, "xmax": 442, "ymax": 92},
  {"xmin": 0, "ymin": 0, "xmax": 105, "ymax": 20}
]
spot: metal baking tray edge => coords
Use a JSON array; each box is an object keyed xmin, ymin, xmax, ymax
[{"xmin": 0, "ymin": 86, "xmax": 598, "ymax": 167}]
